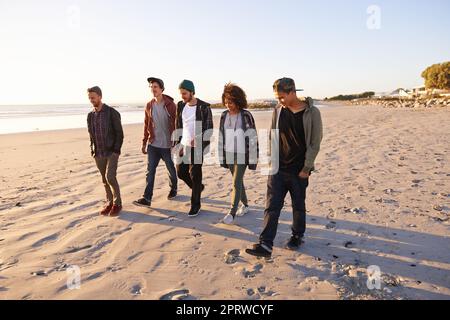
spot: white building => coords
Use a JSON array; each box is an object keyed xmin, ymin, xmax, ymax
[{"xmin": 389, "ymin": 88, "xmax": 413, "ymax": 98}]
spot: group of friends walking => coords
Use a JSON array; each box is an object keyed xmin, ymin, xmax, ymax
[{"xmin": 86, "ymin": 77, "xmax": 323, "ymax": 257}]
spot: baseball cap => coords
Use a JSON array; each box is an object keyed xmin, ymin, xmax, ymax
[{"xmin": 273, "ymin": 78, "xmax": 304, "ymax": 93}]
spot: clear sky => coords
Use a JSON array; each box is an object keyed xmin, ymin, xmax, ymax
[{"xmin": 0, "ymin": 0, "xmax": 449, "ymax": 105}]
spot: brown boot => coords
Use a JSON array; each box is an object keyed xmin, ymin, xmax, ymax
[
  {"xmin": 100, "ymin": 204, "xmax": 113, "ymax": 216},
  {"xmin": 109, "ymin": 205, "xmax": 122, "ymax": 217}
]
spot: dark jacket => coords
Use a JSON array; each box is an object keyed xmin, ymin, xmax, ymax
[
  {"xmin": 218, "ymin": 109, "xmax": 259, "ymax": 170},
  {"xmin": 175, "ymin": 98, "xmax": 214, "ymax": 153},
  {"xmin": 142, "ymin": 94, "xmax": 177, "ymax": 147},
  {"xmin": 87, "ymin": 104, "xmax": 124, "ymax": 157},
  {"xmin": 269, "ymin": 97, "xmax": 323, "ymax": 173}
]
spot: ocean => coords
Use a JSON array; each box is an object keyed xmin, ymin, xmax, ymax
[
  {"xmin": 0, "ymin": 102, "xmax": 327, "ymax": 135},
  {"xmin": 0, "ymin": 104, "xmax": 226, "ymax": 135}
]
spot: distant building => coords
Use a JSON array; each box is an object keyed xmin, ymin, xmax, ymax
[
  {"xmin": 389, "ymin": 88, "xmax": 413, "ymax": 98},
  {"xmin": 411, "ymin": 86, "xmax": 450, "ymax": 97},
  {"xmin": 374, "ymin": 86, "xmax": 449, "ymax": 99},
  {"xmin": 412, "ymin": 86, "xmax": 427, "ymax": 97}
]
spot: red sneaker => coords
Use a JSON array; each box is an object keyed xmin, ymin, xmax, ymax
[
  {"xmin": 100, "ymin": 204, "xmax": 113, "ymax": 216},
  {"xmin": 109, "ymin": 205, "xmax": 122, "ymax": 217}
]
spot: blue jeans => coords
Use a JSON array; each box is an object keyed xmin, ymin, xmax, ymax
[
  {"xmin": 259, "ymin": 170, "xmax": 309, "ymax": 249},
  {"xmin": 143, "ymin": 145, "xmax": 177, "ymax": 201}
]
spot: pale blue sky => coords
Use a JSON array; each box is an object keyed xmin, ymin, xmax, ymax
[{"xmin": 0, "ymin": 0, "xmax": 449, "ymax": 104}]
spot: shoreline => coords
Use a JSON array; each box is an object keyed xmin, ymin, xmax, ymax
[
  {"xmin": 0, "ymin": 109, "xmax": 274, "ymax": 137},
  {"xmin": 0, "ymin": 102, "xmax": 337, "ymax": 136}
]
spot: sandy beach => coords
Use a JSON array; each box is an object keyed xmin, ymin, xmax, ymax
[{"xmin": 0, "ymin": 104, "xmax": 449, "ymax": 300}]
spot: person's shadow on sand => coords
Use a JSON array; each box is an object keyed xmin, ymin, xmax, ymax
[{"xmin": 118, "ymin": 200, "xmax": 450, "ymax": 299}]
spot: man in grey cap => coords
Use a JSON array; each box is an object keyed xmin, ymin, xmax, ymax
[{"xmin": 246, "ymin": 78, "xmax": 323, "ymax": 258}]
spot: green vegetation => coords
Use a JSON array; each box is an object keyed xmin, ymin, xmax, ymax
[
  {"xmin": 421, "ymin": 61, "xmax": 450, "ymax": 90},
  {"xmin": 325, "ymin": 91, "xmax": 375, "ymax": 101}
]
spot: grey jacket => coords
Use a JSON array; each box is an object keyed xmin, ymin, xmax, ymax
[{"xmin": 270, "ymin": 97, "xmax": 323, "ymax": 173}]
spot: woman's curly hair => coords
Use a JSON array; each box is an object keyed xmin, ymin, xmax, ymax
[{"xmin": 222, "ymin": 83, "xmax": 248, "ymax": 110}]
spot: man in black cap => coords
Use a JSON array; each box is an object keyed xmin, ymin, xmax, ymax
[
  {"xmin": 246, "ymin": 78, "xmax": 323, "ymax": 258},
  {"xmin": 174, "ymin": 80, "xmax": 213, "ymax": 217},
  {"xmin": 133, "ymin": 77, "xmax": 178, "ymax": 208}
]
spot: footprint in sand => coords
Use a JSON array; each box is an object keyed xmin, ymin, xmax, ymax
[
  {"xmin": 246, "ymin": 288, "xmax": 256, "ymax": 296},
  {"xmin": 345, "ymin": 207, "xmax": 367, "ymax": 214},
  {"xmin": 30, "ymin": 270, "xmax": 47, "ymax": 277},
  {"xmin": 344, "ymin": 241, "xmax": 355, "ymax": 249},
  {"xmin": 32, "ymin": 233, "xmax": 60, "ymax": 248},
  {"xmin": 159, "ymin": 289, "xmax": 194, "ymax": 300},
  {"xmin": 131, "ymin": 284, "xmax": 143, "ymax": 296},
  {"xmin": 326, "ymin": 221, "xmax": 337, "ymax": 230},
  {"xmin": 245, "ymin": 287, "xmax": 277, "ymax": 299},
  {"xmin": 64, "ymin": 245, "xmax": 92, "ymax": 254},
  {"xmin": 0, "ymin": 257, "xmax": 19, "ymax": 272},
  {"xmin": 257, "ymin": 286, "xmax": 278, "ymax": 297},
  {"xmin": 224, "ymin": 249, "xmax": 241, "ymax": 264},
  {"xmin": 356, "ymin": 227, "xmax": 371, "ymax": 237},
  {"xmin": 240, "ymin": 263, "xmax": 264, "ymax": 279},
  {"xmin": 127, "ymin": 252, "xmax": 143, "ymax": 262},
  {"xmin": 84, "ymin": 272, "xmax": 104, "ymax": 282}
]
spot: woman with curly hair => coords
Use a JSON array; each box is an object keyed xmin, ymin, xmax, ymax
[{"xmin": 218, "ymin": 83, "xmax": 259, "ymax": 225}]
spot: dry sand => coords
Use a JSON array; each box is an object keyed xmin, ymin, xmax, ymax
[{"xmin": 0, "ymin": 104, "xmax": 449, "ymax": 300}]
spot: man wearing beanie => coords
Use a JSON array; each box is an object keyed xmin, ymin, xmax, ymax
[{"xmin": 174, "ymin": 80, "xmax": 213, "ymax": 217}]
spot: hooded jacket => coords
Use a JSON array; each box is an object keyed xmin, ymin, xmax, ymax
[
  {"xmin": 270, "ymin": 97, "xmax": 323, "ymax": 174},
  {"xmin": 142, "ymin": 94, "xmax": 177, "ymax": 147}
]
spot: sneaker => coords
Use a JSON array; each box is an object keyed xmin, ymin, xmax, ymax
[
  {"xmin": 109, "ymin": 205, "xmax": 122, "ymax": 217},
  {"xmin": 167, "ymin": 189, "xmax": 177, "ymax": 200},
  {"xmin": 100, "ymin": 204, "xmax": 113, "ymax": 216},
  {"xmin": 286, "ymin": 235, "xmax": 303, "ymax": 250},
  {"xmin": 188, "ymin": 206, "xmax": 201, "ymax": 218},
  {"xmin": 245, "ymin": 243, "xmax": 272, "ymax": 258},
  {"xmin": 236, "ymin": 204, "xmax": 249, "ymax": 217},
  {"xmin": 223, "ymin": 212, "xmax": 235, "ymax": 225},
  {"xmin": 133, "ymin": 198, "xmax": 151, "ymax": 208}
]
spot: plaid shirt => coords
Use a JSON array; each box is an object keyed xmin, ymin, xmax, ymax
[{"xmin": 92, "ymin": 107, "xmax": 110, "ymax": 158}]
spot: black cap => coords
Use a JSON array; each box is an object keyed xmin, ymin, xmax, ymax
[
  {"xmin": 147, "ymin": 77, "xmax": 165, "ymax": 90},
  {"xmin": 273, "ymin": 78, "xmax": 304, "ymax": 93}
]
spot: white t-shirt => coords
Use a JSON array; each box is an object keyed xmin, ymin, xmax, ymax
[{"xmin": 181, "ymin": 104, "xmax": 197, "ymax": 147}]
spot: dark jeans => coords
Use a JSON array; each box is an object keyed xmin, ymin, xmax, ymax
[
  {"xmin": 176, "ymin": 147, "xmax": 203, "ymax": 209},
  {"xmin": 143, "ymin": 145, "xmax": 177, "ymax": 201},
  {"xmin": 259, "ymin": 170, "xmax": 309, "ymax": 249}
]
